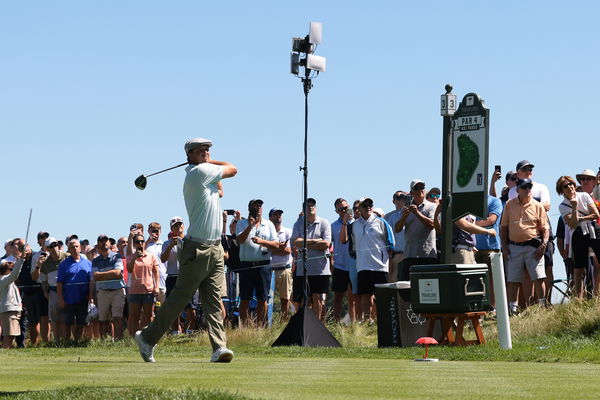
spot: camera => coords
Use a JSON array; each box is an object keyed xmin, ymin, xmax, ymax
[
  {"xmin": 401, "ymin": 194, "xmax": 413, "ymax": 206},
  {"xmin": 225, "ymin": 209, "xmax": 235, "ymax": 216}
]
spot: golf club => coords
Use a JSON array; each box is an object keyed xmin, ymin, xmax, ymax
[{"xmin": 134, "ymin": 162, "xmax": 188, "ymax": 190}]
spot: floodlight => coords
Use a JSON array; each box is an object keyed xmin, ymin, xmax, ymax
[
  {"xmin": 309, "ymin": 22, "xmax": 322, "ymax": 45},
  {"xmin": 292, "ymin": 37, "xmax": 306, "ymax": 53},
  {"xmin": 306, "ymin": 54, "xmax": 326, "ymax": 72},
  {"xmin": 290, "ymin": 53, "xmax": 300, "ymax": 75}
]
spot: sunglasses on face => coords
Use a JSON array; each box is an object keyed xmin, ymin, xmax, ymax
[
  {"xmin": 48, "ymin": 244, "xmax": 57, "ymax": 249},
  {"xmin": 134, "ymin": 240, "xmax": 145, "ymax": 244},
  {"xmin": 562, "ymin": 182, "xmax": 575, "ymax": 189},
  {"xmin": 150, "ymin": 229, "xmax": 160, "ymax": 234},
  {"xmin": 580, "ymin": 177, "xmax": 594, "ymax": 181},
  {"xmin": 510, "ymin": 176, "xmax": 518, "ymax": 181},
  {"xmin": 361, "ymin": 204, "xmax": 373, "ymax": 209},
  {"xmin": 520, "ymin": 166, "xmax": 533, "ymax": 172},
  {"xmin": 428, "ymin": 194, "xmax": 440, "ymax": 199}
]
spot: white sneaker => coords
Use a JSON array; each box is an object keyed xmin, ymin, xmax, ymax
[
  {"xmin": 134, "ymin": 330, "xmax": 156, "ymax": 363},
  {"xmin": 210, "ymin": 347, "xmax": 234, "ymax": 363}
]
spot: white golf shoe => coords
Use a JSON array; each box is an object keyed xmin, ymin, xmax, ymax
[
  {"xmin": 134, "ymin": 330, "xmax": 156, "ymax": 363},
  {"xmin": 210, "ymin": 347, "xmax": 234, "ymax": 363}
]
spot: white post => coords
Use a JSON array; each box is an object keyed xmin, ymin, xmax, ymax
[{"xmin": 490, "ymin": 252, "xmax": 512, "ymax": 349}]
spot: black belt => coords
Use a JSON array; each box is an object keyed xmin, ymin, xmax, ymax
[
  {"xmin": 509, "ymin": 239, "xmax": 541, "ymax": 247},
  {"xmin": 272, "ymin": 264, "xmax": 292, "ymax": 271},
  {"xmin": 241, "ymin": 260, "xmax": 270, "ymax": 267}
]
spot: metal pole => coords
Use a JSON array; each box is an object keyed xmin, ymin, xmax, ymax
[
  {"xmin": 441, "ymin": 84, "xmax": 454, "ymax": 264},
  {"xmin": 302, "ymin": 65, "xmax": 312, "ymax": 306}
]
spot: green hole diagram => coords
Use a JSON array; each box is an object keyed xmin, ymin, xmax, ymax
[{"xmin": 456, "ymin": 133, "xmax": 479, "ymax": 187}]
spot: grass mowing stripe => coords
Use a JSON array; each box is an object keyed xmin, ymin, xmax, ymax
[{"xmin": 3, "ymin": 356, "xmax": 600, "ymax": 399}]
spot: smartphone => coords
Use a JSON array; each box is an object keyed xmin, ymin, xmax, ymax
[
  {"xmin": 225, "ymin": 209, "xmax": 235, "ymax": 216},
  {"xmin": 495, "ymin": 165, "xmax": 501, "ymax": 173}
]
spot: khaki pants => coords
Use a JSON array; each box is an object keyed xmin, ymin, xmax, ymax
[
  {"xmin": 142, "ymin": 241, "xmax": 226, "ymax": 350},
  {"xmin": 449, "ymin": 248, "xmax": 476, "ymax": 264}
]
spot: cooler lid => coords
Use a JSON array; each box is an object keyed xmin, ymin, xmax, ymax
[{"xmin": 409, "ymin": 263, "xmax": 488, "ymax": 273}]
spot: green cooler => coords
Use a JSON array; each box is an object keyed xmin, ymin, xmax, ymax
[{"xmin": 409, "ymin": 264, "xmax": 490, "ymax": 313}]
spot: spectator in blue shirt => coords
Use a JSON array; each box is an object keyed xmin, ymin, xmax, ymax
[
  {"xmin": 475, "ymin": 195, "xmax": 503, "ymax": 309},
  {"xmin": 57, "ymin": 239, "xmax": 92, "ymax": 342}
]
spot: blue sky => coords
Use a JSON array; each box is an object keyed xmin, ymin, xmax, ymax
[{"xmin": 1, "ymin": 2, "xmax": 598, "ymax": 278}]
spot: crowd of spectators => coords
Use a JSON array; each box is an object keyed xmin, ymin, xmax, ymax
[{"xmin": 1, "ymin": 160, "xmax": 600, "ymax": 348}]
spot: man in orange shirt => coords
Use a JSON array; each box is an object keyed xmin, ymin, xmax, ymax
[{"xmin": 500, "ymin": 178, "xmax": 550, "ymax": 314}]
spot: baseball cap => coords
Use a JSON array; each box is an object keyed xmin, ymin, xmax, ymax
[
  {"xmin": 517, "ymin": 178, "xmax": 533, "ymax": 188},
  {"xmin": 170, "ymin": 216, "xmax": 184, "ymax": 227},
  {"xmin": 1, "ymin": 256, "xmax": 16, "ymax": 265},
  {"xmin": 359, "ymin": 197, "xmax": 374, "ymax": 207},
  {"xmin": 45, "ymin": 237, "xmax": 58, "ymax": 247},
  {"xmin": 373, "ymin": 207, "xmax": 385, "ymax": 217},
  {"xmin": 248, "ymin": 199, "xmax": 264, "ymax": 209},
  {"xmin": 410, "ymin": 179, "xmax": 425, "ymax": 190},
  {"xmin": 37, "ymin": 231, "xmax": 49, "ymax": 240},
  {"xmin": 303, "ymin": 198, "xmax": 317, "ymax": 208},
  {"xmin": 576, "ymin": 169, "xmax": 596, "ymax": 183},
  {"xmin": 516, "ymin": 160, "xmax": 535, "ymax": 170},
  {"xmin": 269, "ymin": 208, "xmax": 284, "ymax": 217},
  {"xmin": 184, "ymin": 138, "xmax": 213, "ymax": 153},
  {"xmin": 505, "ymin": 170, "xmax": 516, "ymax": 181}
]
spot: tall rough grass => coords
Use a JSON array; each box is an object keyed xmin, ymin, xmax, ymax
[{"xmin": 484, "ymin": 297, "xmax": 600, "ymax": 341}]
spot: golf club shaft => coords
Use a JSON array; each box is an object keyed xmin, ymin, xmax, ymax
[
  {"xmin": 146, "ymin": 162, "xmax": 188, "ymax": 178},
  {"xmin": 24, "ymin": 208, "xmax": 32, "ymax": 245}
]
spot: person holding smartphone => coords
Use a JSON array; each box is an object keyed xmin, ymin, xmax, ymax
[{"xmin": 236, "ymin": 199, "xmax": 279, "ymax": 327}]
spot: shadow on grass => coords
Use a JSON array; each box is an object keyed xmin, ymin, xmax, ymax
[{"xmin": 0, "ymin": 386, "xmax": 257, "ymax": 400}]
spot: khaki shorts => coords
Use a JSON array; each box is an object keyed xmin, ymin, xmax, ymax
[
  {"xmin": 274, "ymin": 268, "xmax": 293, "ymax": 300},
  {"xmin": 0, "ymin": 311, "xmax": 21, "ymax": 337},
  {"xmin": 507, "ymin": 244, "xmax": 546, "ymax": 283},
  {"xmin": 97, "ymin": 288, "xmax": 126, "ymax": 321}
]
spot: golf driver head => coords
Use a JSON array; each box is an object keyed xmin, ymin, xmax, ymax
[{"xmin": 134, "ymin": 175, "xmax": 147, "ymax": 190}]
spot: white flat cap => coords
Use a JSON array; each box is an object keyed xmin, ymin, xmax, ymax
[{"xmin": 184, "ymin": 138, "xmax": 213, "ymax": 153}]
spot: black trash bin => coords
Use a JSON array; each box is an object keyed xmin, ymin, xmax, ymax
[{"xmin": 374, "ymin": 282, "xmax": 440, "ymax": 347}]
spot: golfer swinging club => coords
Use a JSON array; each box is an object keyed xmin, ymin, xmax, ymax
[{"xmin": 135, "ymin": 138, "xmax": 237, "ymax": 363}]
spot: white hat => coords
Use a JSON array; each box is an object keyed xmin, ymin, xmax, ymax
[
  {"xmin": 170, "ymin": 216, "xmax": 184, "ymax": 228},
  {"xmin": 410, "ymin": 179, "xmax": 425, "ymax": 190},
  {"xmin": 373, "ymin": 208, "xmax": 385, "ymax": 217},
  {"xmin": 184, "ymin": 138, "xmax": 213, "ymax": 153},
  {"xmin": 1, "ymin": 255, "xmax": 16, "ymax": 264},
  {"xmin": 45, "ymin": 237, "xmax": 58, "ymax": 247},
  {"xmin": 576, "ymin": 169, "xmax": 596, "ymax": 183}
]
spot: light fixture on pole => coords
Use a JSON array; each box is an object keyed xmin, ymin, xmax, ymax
[{"xmin": 273, "ymin": 22, "xmax": 339, "ymax": 348}]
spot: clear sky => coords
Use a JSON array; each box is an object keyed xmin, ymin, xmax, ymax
[{"xmin": 1, "ymin": 2, "xmax": 598, "ymax": 278}]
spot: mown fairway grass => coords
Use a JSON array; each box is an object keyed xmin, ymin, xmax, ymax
[{"xmin": 4, "ymin": 299, "xmax": 600, "ymax": 399}]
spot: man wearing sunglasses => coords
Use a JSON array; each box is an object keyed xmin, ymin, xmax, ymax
[
  {"xmin": 501, "ymin": 178, "xmax": 549, "ymax": 314},
  {"xmin": 508, "ymin": 160, "xmax": 553, "ymax": 304},
  {"xmin": 32, "ymin": 236, "xmax": 68, "ymax": 342},
  {"xmin": 135, "ymin": 137, "xmax": 237, "ymax": 363},
  {"xmin": 395, "ymin": 180, "xmax": 438, "ymax": 281},
  {"xmin": 351, "ymin": 197, "xmax": 394, "ymax": 322}
]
